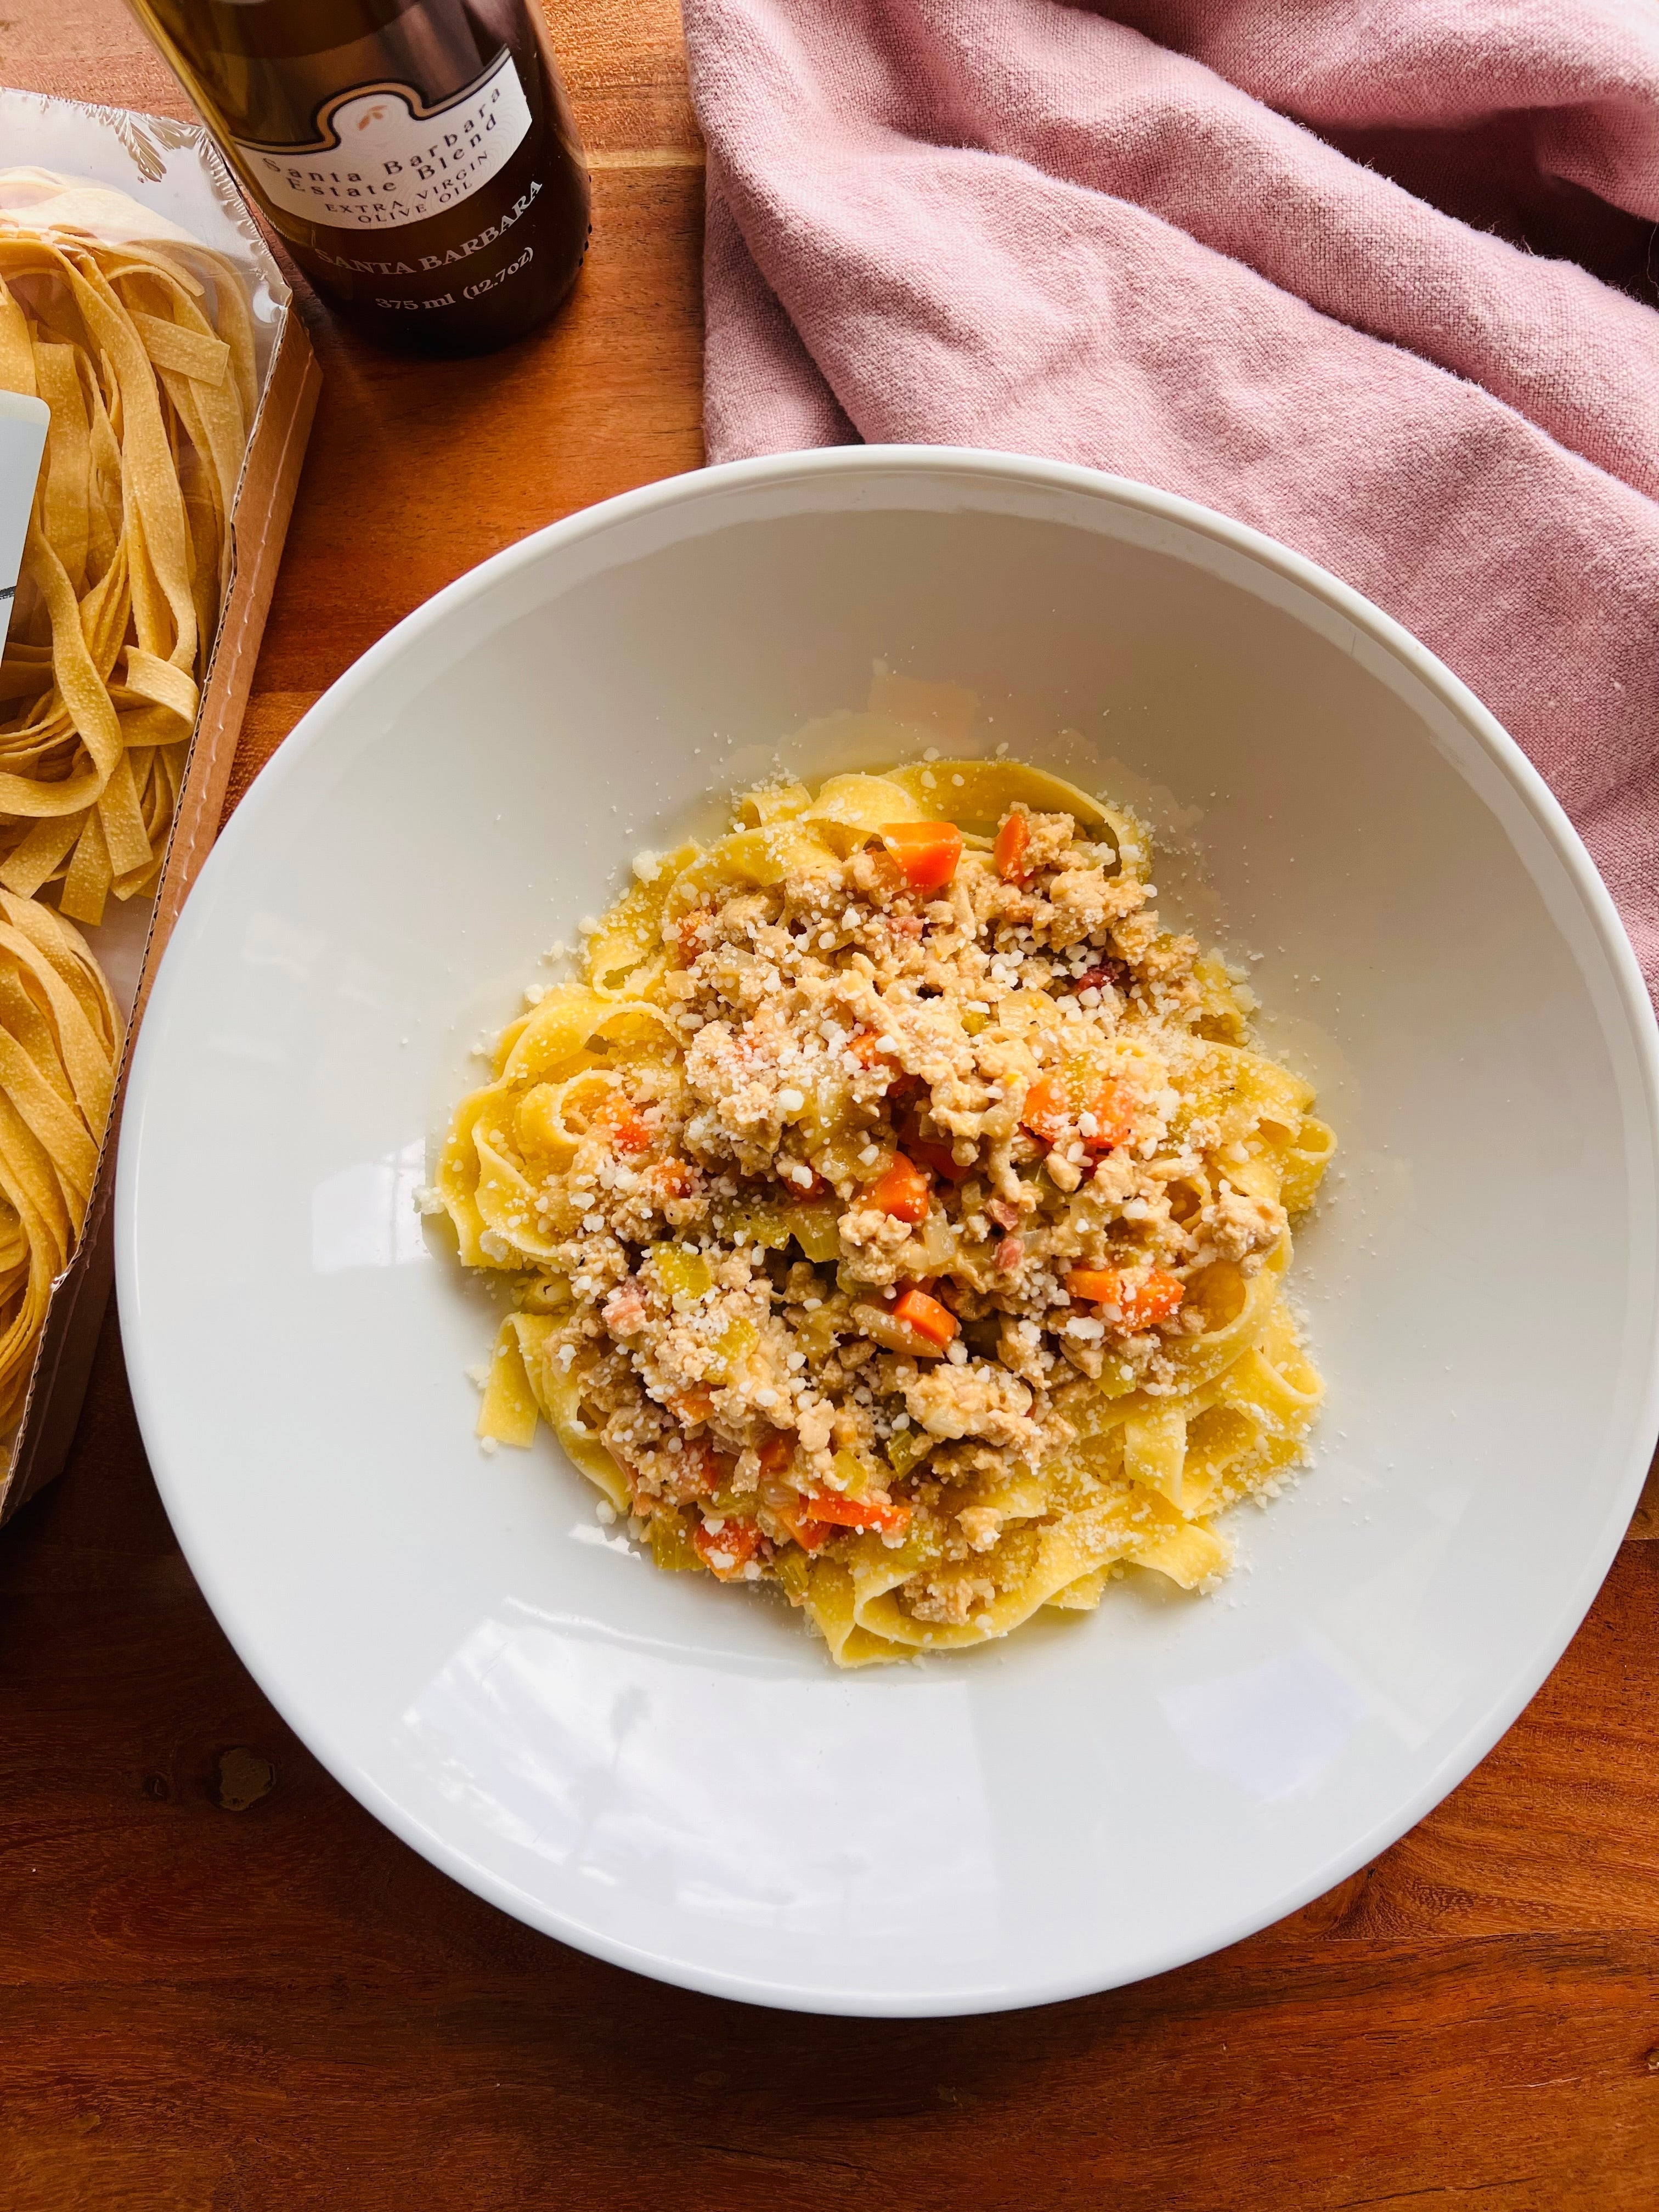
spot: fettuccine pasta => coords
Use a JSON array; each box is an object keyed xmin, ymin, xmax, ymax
[
  {"xmin": 436, "ymin": 758, "xmax": 1334, "ymax": 1664},
  {"xmin": 0, "ymin": 175, "xmax": 254, "ymax": 925},
  {"xmin": 0, "ymin": 889, "xmax": 119, "ymax": 1426}
]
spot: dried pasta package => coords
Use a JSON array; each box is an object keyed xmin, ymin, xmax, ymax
[
  {"xmin": 0, "ymin": 165, "xmax": 256, "ymax": 927},
  {"xmin": 0, "ymin": 93, "xmax": 318, "ymax": 1524},
  {"xmin": 0, "ymin": 891, "xmax": 119, "ymax": 1426}
]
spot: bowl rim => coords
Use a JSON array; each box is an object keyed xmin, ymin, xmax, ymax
[{"xmin": 116, "ymin": 444, "xmax": 1659, "ymax": 2016}]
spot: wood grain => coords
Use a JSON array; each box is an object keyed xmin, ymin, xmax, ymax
[
  {"xmin": 3, "ymin": 3, "xmax": 1658, "ymax": 2207},
  {"xmin": 5, "ymin": 1359, "xmax": 1659, "ymax": 2212}
]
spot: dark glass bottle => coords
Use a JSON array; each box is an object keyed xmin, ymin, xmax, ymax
[{"xmin": 123, "ymin": 0, "xmax": 591, "ymax": 355}]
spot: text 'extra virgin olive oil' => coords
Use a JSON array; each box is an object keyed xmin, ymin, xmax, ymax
[{"xmin": 123, "ymin": 0, "xmax": 591, "ymax": 354}]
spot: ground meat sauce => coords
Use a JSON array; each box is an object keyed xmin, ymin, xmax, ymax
[{"xmin": 453, "ymin": 770, "xmax": 1299, "ymax": 1642}]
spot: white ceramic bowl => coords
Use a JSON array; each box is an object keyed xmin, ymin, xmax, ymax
[{"xmin": 116, "ymin": 450, "xmax": 1659, "ymax": 2016}]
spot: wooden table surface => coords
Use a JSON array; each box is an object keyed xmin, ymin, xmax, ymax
[{"xmin": 4, "ymin": 6, "xmax": 1659, "ymax": 2206}]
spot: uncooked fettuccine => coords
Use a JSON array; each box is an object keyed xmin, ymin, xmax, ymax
[
  {"xmin": 0, "ymin": 889, "xmax": 119, "ymax": 1425},
  {"xmin": 0, "ymin": 178, "xmax": 253, "ymax": 926}
]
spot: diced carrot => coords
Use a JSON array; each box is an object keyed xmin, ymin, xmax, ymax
[
  {"xmin": 778, "ymin": 1506, "xmax": 834, "ymax": 1551},
  {"xmin": 906, "ymin": 1133, "xmax": 968, "ymax": 1184},
  {"xmin": 663, "ymin": 1436, "xmax": 737, "ymax": 1505},
  {"xmin": 648, "ymin": 1156, "xmax": 697, "ymax": 1200},
  {"xmin": 693, "ymin": 1515, "xmax": 768, "ymax": 1579},
  {"xmin": 592, "ymin": 1088, "xmax": 652, "ymax": 1155},
  {"xmin": 846, "ymin": 1027, "xmax": 894, "ymax": 1070},
  {"xmin": 1084, "ymin": 1085, "xmax": 1140, "ymax": 1152},
  {"xmin": 778, "ymin": 1158, "xmax": 830, "ymax": 1199},
  {"xmin": 867, "ymin": 1151, "xmax": 933, "ymax": 1223},
  {"xmin": 847, "ymin": 1029, "xmax": 920, "ymax": 1098},
  {"xmin": 1119, "ymin": 1269, "xmax": 1186, "ymax": 1329},
  {"xmin": 881, "ymin": 821, "xmax": 963, "ymax": 890},
  {"xmin": 795, "ymin": 1488, "xmax": 913, "ymax": 1536},
  {"xmin": 757, "ymin": 1432, "xmax": 795, "ymax": 1476},
  {"xmin": 689, "ymin": 1438, "xmax": 736, "ymax": 1486},
  {"xmin": 902, "ymin": 1109, "xmax": 973, "ymax": 1184},
  {"xmin": 1019, "ymin": 1072, "xmax": 1070, "ymax": 1148},
  {"xmin": 1066, "ymin": 1265, "xmax": 1185, "ymax": 1329},
  {"xmin": 1020, "ymin": 1068, "xmax": 1136, "ymax": 1153},
  {"xmin": 892, "ymin": 1286, "xmax": 960, "ymax": 1348},
  {"xmin": 993, "ymin": 809, "xmax": 1031, "ymax": 884},
  {"xmin": 1085, "ymin": 1081, "xmax": 1137, "ymax": 1148},
  {"xmin": 846, "ymin": 1026, "xmax": 917, "ymax": 1091}
]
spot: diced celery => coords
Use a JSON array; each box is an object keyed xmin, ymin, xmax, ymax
[
  {"xmin": 717, "ymin": 1196, "xmax": 840, "ymax": 1264},
  {"xmin": 774, "ymin": 1549, "xmax": 812, "ymax": 1600},
  {"xmin": 714, "ymin": 1202, "xmax": 792, "ymax": 1251},
  {"xmin": 708, "ymin": 1314, "xmax": 758, "ymax": 1383},
  {"xmin": 830, "ymin": 1447, "xmax": 885, "ymax": 1501},
  {"xmin": 648, "ymin": 1509, "xmax": 703, "ymax": 1571},
  {"xmin": 885, "ymin": 1426, "xmax": 935, "ymax": 1481},
  {"xmin": 788, "ymin": 1201, "xmax": 842, "ymax": 1263},
  {"xmin": 648, "ymin": 1243, "xmax": 713, "ymax": 1302}
]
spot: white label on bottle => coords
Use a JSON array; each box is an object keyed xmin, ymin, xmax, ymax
[
  {"xmin": 0, "ymin": 392, "xmax": 49, "ymax": 664},
  {"xmin": 233, "ymin": 47, "xmax": 532, "ymax": 233}
]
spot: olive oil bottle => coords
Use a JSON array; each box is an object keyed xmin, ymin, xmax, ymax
[{"xmin": 124, "ymin": 0, "xmax": 591, "ymax": 354}]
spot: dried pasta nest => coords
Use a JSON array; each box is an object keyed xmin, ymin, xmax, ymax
[
  {"xmin": 0, "ymin": 890, "xmax": 120, "ymax": 1429},
  {"xmin": 0, "ymin": 185, "xmax": 254, "ymax": 925}
]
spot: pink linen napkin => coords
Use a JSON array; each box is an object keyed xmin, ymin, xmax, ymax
[{"xmin": 683, "ymin": 0, "xmax": 1659, "ymax": 1007}]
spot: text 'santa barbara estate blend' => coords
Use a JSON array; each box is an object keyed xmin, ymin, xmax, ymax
[{"xmin": 123, "ymin": 0, "xmax": 591, "ymax": 354}]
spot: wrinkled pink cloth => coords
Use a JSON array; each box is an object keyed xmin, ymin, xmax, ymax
[{"xmin": 684, "ymin": 0, "xmax": 1659, "ymax": 1007}]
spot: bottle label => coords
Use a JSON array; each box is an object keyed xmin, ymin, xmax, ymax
[{"xmin": 233, "ymin": 48, "xmax": 532, "ymax": 233}]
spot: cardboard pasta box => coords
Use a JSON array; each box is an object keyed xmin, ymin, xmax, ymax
[{"xmin": 0, "ymin": 88, "xmax": 320, "ymax": 1527}]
